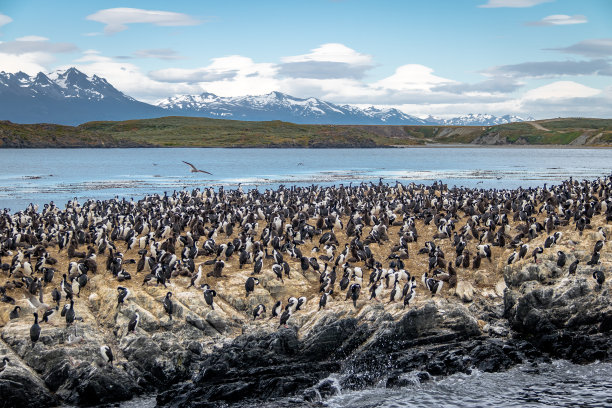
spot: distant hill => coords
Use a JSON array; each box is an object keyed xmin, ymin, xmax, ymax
[
  {"xmin": 0, "ymin": 116, "xmax": 610, "ymax": 148},
  {"xmin": 0, "ymin": 67, "xmax": 531, "ymax": 126}
]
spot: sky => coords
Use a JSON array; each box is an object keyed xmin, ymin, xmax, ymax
[{"xmin": 0, "ymin": 0, "xmax": 611, "ymax": 119}]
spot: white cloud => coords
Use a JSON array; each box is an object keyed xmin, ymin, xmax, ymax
[
  {"xmin": 67, "ymin": 51, "xmax": 202, "ymax": 101},
  {"xmin": 0, "ymin": 13, "xmax": 12, "ymax": 27},
  {"xmin": 86, "ymin": 7, "xmax": 201, "ymax": 34},
  {"xmin": 527, "ymin": 14, "xmax": 587, "ymax": 26},
  {"xmin": 15, "ymin": 35, "xmax": 49, "ymax": 41},
  {"xmin": 522, "ymin": 81, "xmax": 601, "ymax": 100},
  {"xmin": 0, "ymin": 39, "xmax": 77, "ymax": 55},
  {"xmin": 133, "ymin": 48, "xmax": 183, "ymax": 60},
  {"xmin": 0, "ymin": 51, "xmax": 54, "ymax": 74},
  {"xmin": 479, "ymin": 0, "xmax": 553, "ymax": 8},
  {"xmin": 281, "ymin": 43, "xmax": 372, "ymax": 65},
  {"xmin": 279, "ymin": 43, "xmax": 374, "ymax": 79},
  {"xmin": 373, "ymin": 64, "xmax": 455, "ymax": 91},
  {"xmin": 150, "ymin": 55, "xmax": 277, "ymax": 84}
]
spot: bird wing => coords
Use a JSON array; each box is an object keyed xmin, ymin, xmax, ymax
[
  {"xmin": 183, "ymin": 161, "xmax": 213, "ymax": 175},
  {"xmin": 182, "ymin": 161, "xmax": 197, "ymax": 171}
]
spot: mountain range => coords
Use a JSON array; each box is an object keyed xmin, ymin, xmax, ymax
[{"xmin": 0, "ymin": 68, "xmax": 532, "ymax": 126}]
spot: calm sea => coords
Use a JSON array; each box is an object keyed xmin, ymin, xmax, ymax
[{"xmin": 1, "ymin": 147, "xmax": 611, "ymax": 211}]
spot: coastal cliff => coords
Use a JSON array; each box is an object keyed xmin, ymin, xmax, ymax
[{"xmin": 0, "ymin": 179, "xmax": 610, "ymax": 407}]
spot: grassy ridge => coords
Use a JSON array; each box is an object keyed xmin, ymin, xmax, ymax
[{"xmin": 1, "ymin": 116, "xmax": 611, "ymax": 148}]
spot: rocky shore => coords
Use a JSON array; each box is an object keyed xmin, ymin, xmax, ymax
[{"xmin": 0, "ymin": 179, "xmax": 610, "ymax": 407}]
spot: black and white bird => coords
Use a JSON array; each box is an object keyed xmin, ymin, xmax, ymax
[
  {"xmin": 252, "ymin": 304, "xmax": 266, "ymax": 320},
  {"xmin": 279, "ymin": 308, "xmax": 291, "ymax": 328},
  {"xmin": 203, "ymin": 288, "xmax": 217, "ymax": 310},
  {"xmin": 245, "ymin": 277, "xmax": 259, "ymax": 297},
  {"xmin": 346, "ymin": 283, "xmax": 361, "ymax": 309},
  {"xmin": 30, "ymin": 312, "xmax": 41, "ymax": 347},
  {"xmin": 100, "ymin": 345, "xmax": 114, "ymax": 366},
  {"xmin": 518, "ymin": 244, "xmax": 529, "ymax": 260},
  {"xmin": 65, "ymin": 299, "xmax": 75, "ymax": 326},
  {"xmin": 422, "ymin": 272, "xmax": 443, "ymax": 296},
  {"xmin": 403, "ymin": 284, "xmax": 416, "ymax": 308},
  {"xmin": 319, "ymin": 290, "xmax": 332, "ymax": 310},
  {"xmin": 295, "ymin": 296, "xmax": 308, "ymax": 311},
  {"xmin": 163, "ymin": 292, "xmax": 174, "ymax": 321},
  {"xmin": 61, "ymin": 274, "xmax": 73, "ymax": 300},
  {"xmin": 51, "ymin": 288, "xmax": 61, "ymax": 310},
  {"xmin": 593, "ymin": 270, "xmax": 605, "ymax": 287},
  {"xmin": 117, "ymin": 286, "xmax": 130, "ymax": 307},
  {"xmin": 532, "ymin": 247, "xmax": 544, "ymax": 263},
  {"xmin": 41, "ymin": 308, "xmax": 55, "ymax": 323},
  {"xmin": 9, "ymin": 305, "xmax": 20, "ymax": 319},
  {"xmin": 128, "ymin": 313, "xmax": 140, "ymax": 333},
  {"xmin": 568, "ymin": 259, "xmax": 579, "ymax": 275},
  {"xmin": 556, "ymin": 251, "xmax": 566, "ymax": 268},
  {"xmin": 271, "ymin": 300, "xmax": 282, "ymax": 319},
  {"xmin": 369, "ymin": 281, "xmax": 383, "ymax": 301},
  {"xmin": 477, "ymin": 244, "xmax": 492, "ymax": 262},
  {"xmin": 587, "ymin": 251, "xmax": 600, "ymax": 266},
  {"xmin": 188, "ymin": 265, "xmax": 203, "ymax": 288},
  {"xmin": 272, "ymin": 263, "xmax": 284, "ymax": 282},
  {"xmin": 0, "ymin": 357, "xmax": 8, "ymax": 373},
  {"xmin": 182, "ymin": 161, "xmax": 212, "ymax": 175}
]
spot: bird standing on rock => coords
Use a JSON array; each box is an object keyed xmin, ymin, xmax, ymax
[
  {"xmin": 9, "ymin": 306, "xmax": 20, "ymax": 319},
  {"xmin": 117, "ymin": 286, "xmax": 130, "ymax": 307},
  {"xmin": 245, "ymin": 277, "xmax": 259, "ymax": 297},
  {"xmin": 30, "ymin": 312, "xmax": 40, "ymax": 347},
  {"xmin": 163, "ymin": 292, "xmax": 174, "ymax": 321},
  {"xmin": 593, "ymin": 270, "xmax": 605, "ymax": 288},
  {"xmin": 346, "ymin": 283, "xmax": 361, "ymax": 309},
  {"xmin": 253, "ymin": 304, "xmax": 266, "ymax": 320},
  {"xmin": 65, "ymin": 299, "xmax": 75, "ymax": 326},
  {"xmin": 100, "ymin": 345, "xmax": 114, "ymax": 366},
  {"xmin": 556, "ymin": 251, "xmax": 566, "ymax": 268},
  {"xmin": 279, "ymin": 308, "xmax": 291, "ymax": 328},
  {"xmin": 203, "ymin": 288, "xmax": 217, "ymax": 310},
  {"xmin": 128, "ymin": 313, "xmax": 140, "ymax": 333},
  {"xmin": 569, "ymin": 259, "xmax": 579, "ymax": 275},
  {"xmin": 422, "ymin": 272, "xmax": 443, "ymax": 297}
]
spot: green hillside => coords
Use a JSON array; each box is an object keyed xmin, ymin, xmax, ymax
[{"xmin": 1, "ymin": 116, "xmax": 611, "ymax": 148}]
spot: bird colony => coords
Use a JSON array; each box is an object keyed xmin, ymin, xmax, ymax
[{"xmin": 0, "ymin": 176, "xmax": 610, "ymax": 368}]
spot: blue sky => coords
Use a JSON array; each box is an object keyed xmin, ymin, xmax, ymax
[{"xmin": 0, "ymin": 0, "xmax": 611, "ymax": 118}]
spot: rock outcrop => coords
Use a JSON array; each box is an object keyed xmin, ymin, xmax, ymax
[{"xmin": 1, "ymin": 178, "xmax": 610, "ymax": 407}]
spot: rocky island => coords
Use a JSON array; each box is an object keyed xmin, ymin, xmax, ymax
[{"xmin": 0, "ymin": 177, "xmax": 610, "ymax": 407}]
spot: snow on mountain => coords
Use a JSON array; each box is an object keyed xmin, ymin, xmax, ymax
[
  {"xmin": 0, "ymin": 68, "xmax": 162, "ymax": 125},
  {"xmin": 0, "ymin": 67, "xmax": 532, "ymax": 126},
  {"xmin": 155, "ymin": 91, "xmax": 433, "ymax": 125},
  {"xmin": 441, "ymin": 113, "xmax": 534, "ymax": 126}
]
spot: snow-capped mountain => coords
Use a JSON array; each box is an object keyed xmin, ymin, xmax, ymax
[
  {"xmin": 441, "ymin": 113, "xmax": 533, "ymax": 126},
  {"xmin": 0, "ymin": 68, "xmax": 530, "ymax": 126},
  {"xmin": 0, "ymin": 68, "xmax": 163, "ymax": 125},
  {"xmin": 157, "ymin": 91, "xmax": 431, "ymax": 125},
  {"xmin": 157, "ymin": 91, "xmax": 531, "ymax": 126}
]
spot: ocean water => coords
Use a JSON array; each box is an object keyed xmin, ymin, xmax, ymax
[
  {"xmin": 319, "ymin": 360, "xmax": 612, "ymax": 408},
  {"xmin": 116, "ymin": 361, "xmax": 612, "ymax": 408},
  {"xmin": 1, "ymin": 147, "xmax": 611, "ymax": 211}
]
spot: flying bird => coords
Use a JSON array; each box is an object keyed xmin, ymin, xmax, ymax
[{"xmin": 182, "ymin": 161, "xmax": 212, "ymax": 175}]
